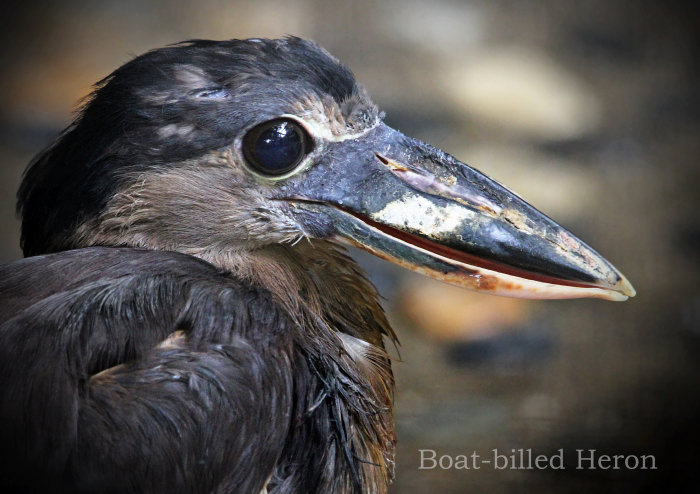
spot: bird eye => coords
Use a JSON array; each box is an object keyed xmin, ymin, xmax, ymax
[
  {"xmin": 242, "ymin": 119, "xmax": 313, "ymax": 176},
  {"xmin": 194, "ymin": 88, "xmax": 230, "ymax": 99}
]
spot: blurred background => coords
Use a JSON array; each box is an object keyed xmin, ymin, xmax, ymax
[{"xmin": 1, "ymin": 0, "xmax": 698, "ymax": 492}]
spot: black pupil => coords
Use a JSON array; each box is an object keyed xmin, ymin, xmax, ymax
[{"xmin": 253, "ymin": 121, "xmax": 303, "ymax": 173}]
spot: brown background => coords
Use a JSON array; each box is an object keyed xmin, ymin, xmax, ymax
[{"xmin": 1, "ymin": 1, "xmax": 699, "ymax": 492}]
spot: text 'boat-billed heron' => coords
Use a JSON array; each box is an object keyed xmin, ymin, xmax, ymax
[{"xmin": 0, "ymin": 37, "xmax": 634, "ymax": 493}]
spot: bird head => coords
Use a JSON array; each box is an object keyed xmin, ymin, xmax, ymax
[{"xmin": 17, "ymin": 37, "xmax": 634, "ymax": 302}]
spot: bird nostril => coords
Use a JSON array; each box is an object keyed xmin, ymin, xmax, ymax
[
  {"xmin": 374, "ymin": 153, "xmax": 408, "ymax": 172},
  {"xmin": 374, "ymin": 153, "xmax": 502, "ymax": 214}
]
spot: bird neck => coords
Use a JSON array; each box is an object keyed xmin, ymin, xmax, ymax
[
  {"xmin": 198, "ymin": 240, "xmax": 398, "ymax": 490},
  {"xmin": 196, "ymin": 240, "xmax": 393, "ymax": 346}
]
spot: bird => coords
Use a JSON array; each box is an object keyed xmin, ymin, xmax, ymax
[{"xmin": 0, "ymin": 37, "xmax": 635, "ymax": 494}]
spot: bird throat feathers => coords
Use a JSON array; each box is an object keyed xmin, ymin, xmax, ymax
[{"xmin": 202, "ymin": 241, "xmax": 400, "ymax": 491}]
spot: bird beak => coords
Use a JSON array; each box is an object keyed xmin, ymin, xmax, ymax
[{"xmin": 290, "ymin": 124, "xmax": 635, "ymax": 301}]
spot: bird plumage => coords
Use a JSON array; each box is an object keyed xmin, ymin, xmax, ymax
[
  {"xmin": 0, "ymin": 246, "xmax": 395, "ymax": 493},
  {"xmin": 1, "ymin": 35, "xmax": 634, "ymax": 494}
]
